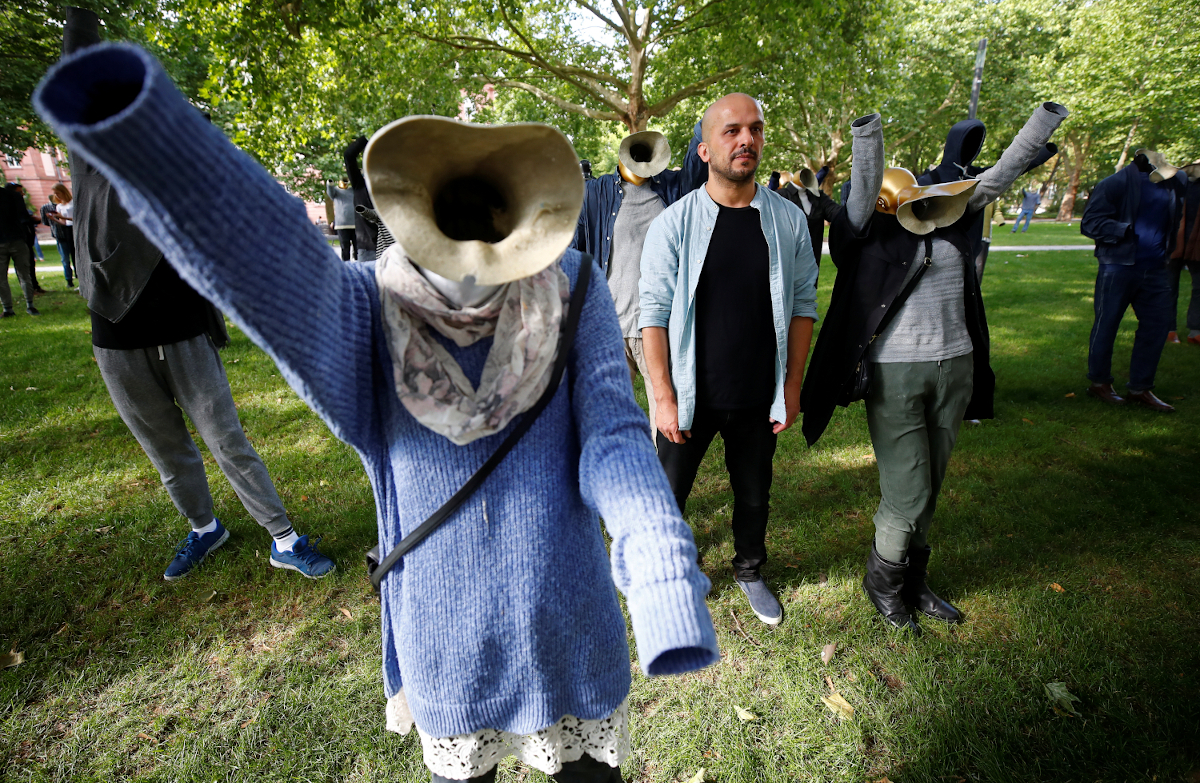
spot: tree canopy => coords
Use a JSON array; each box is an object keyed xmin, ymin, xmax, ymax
[{"xmin": 4, "ymin": 0, "xmax": 1198, "ymax": 208}]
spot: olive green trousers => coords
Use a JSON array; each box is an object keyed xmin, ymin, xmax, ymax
[{"xmin": 865, "ymin": 355, "xmax": 974, "ymax": 564}]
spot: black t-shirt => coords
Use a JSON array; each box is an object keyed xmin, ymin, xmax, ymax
[
  {"xmin": 695, "ymin": 204, "xmax": 776, "ymax": 409},
  {"xmin": 90, "ymin": 259, "xmax": 212, "ymax": 349}
]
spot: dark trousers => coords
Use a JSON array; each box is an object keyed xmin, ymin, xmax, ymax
[
  {"xmin": 337, "ymin": 228, "xmax": 357, "ymax": 261},
  {"xmin": 431, "ymin": 755, "xmax": 622, "ymax": 782},
  {"xmin": 1167, "ymin": 256, "xmax": 1200, "ymax": 333},
  {"xmin": 1087, "ymin": 262, "xmax": 1172, "ymax": 392},
  {"xmin": 657, "ymin": 405, "xmax": 777, "ymax": 580}
]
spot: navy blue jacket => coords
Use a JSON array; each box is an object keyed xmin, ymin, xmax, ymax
[
  {"xmin": 1082, "ymin": 164, "xmax": 1186, "ymax": 265},
  {"xmin": 571, "ymin": 122, "xmax": 707, "ymax": 275}
]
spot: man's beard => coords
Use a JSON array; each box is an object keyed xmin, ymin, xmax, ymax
[{"xmin": 711, "ymin": 147, "xmax": 759, "ymax": 183}]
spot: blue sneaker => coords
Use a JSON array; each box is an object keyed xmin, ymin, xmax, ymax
[
  {"xmin": 164, "ymin": 520, "xmax": 230, "ymax": 581},
  {"xmin": 736, "ymin": 577, "xmax": 783, "ymax": 626},
  {"xmin": 270, "ymin": 535, "xmax": 336, "ymax": 579}
]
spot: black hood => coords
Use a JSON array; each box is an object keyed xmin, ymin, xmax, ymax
[{"xmin": 920, "ymin": 119, "xmax": 987, "ymax": 185}]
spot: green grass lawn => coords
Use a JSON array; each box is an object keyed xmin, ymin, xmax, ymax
[
  {"xmin": 989, "ymin": 218, "xmax": 1089, "ymax": 247},
  {"xmin": 3, "ymin": 253, "xmax": 1199, "ymax": 783}
]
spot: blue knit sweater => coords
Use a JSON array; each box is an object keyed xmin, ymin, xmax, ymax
[{"xmin": 35, "ymin": 44, "xmax": 720, "ymax": 739}]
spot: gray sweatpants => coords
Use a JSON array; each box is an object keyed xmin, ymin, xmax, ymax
[
  {"xmin": 865, "ymin": 355, "xmax": 974, "ymax": 563},
  {"xmin": 1, "ymin": 238, "xmax": 36, "ymax": 311},
  {"xmin": 94, "ymin": 333, "xmax": 292, "ymax": 537}
]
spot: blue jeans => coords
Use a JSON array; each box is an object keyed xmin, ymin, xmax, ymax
[
  {"xmin": 57, "ymin": 237, "xmax": 75, "ymax": 285},
  {"xmin": 1087, "ymin": 263, "xmax": 1172, "ymax": 391},
  {"xmin": 1012, "ymin": 208, "xmax": 1034, "ymax": 232}
]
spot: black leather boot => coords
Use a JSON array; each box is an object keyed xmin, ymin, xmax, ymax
[
  {"xmin": 901, "ymin": 545, "xmax": 963, "ymax": 624},
  {"xmin": 863, "ymin": 545, "xmax": 920, "ymax": 635}
]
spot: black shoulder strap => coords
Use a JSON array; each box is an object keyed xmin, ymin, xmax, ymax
[
  {"xmin": 369, "ymin": 255, "xmax": 594, "ymax": 591},
  {"xmin": 873, "ymin": 234, "xmax": 932, "ymax": 338}
]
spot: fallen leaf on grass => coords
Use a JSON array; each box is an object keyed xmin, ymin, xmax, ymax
[
  {"xmin": 54, "ymin": 623, "xmax": 69, "ymax": 636},
  {"xmin": 683, "ymin": 768, "xmax": 707, "ymax": 783},
  {"xmin": 319, "ymin": 480, "xmax": 327, "ymax": 487},
  {"xmin": 1049, "ymin": 583, "xmax": 1065, "ymax": 593},
  {"xmin": 136, "ymin": 732, "xmax": 158, "ymax": 745},
  {"xmin": 94, "ymin": 526, "xmax": 113, "ymax": 535},
  {"xmin": 1064, "ymin": 392, "xmax": 1075, "ymax": 398},
  {"xmin": 204, "ymin": 590, "xmax": 218, "ymax": 602},
  {"xmin": 1172, "ymin": 396, "xmax": 1185, "ymax": 401},
  {"xmin": 817, "ymin": 572, "xmax": 828, "ymax": 587},
  {"xmin": 821, "ymin": 692, "xmax": 854, "ymax": 719},
  {"xmin": 734, "ymin": 705, "xmax": 757, "ymax": 722},
  {"xmin": 239, "ymin": 717, "xmax": 255, "ymax": 729},
  {"xmin": 339, "ymin": 607, "xmax": 353, "ymax": 620},
  {"xmin": 1022, "ymin": 418, "xmax": 1034, "ymax": 424},
  {"xmin": 821, "ymin": 643, "xmax": 837, "ymax": 664},
  {"xmin": 1, "ymin": 650, "xmax": 25, "ymax": 668},
  {"xmin": 1044, "ymin": 681, "xmax": 1081, "ymax": 716}
]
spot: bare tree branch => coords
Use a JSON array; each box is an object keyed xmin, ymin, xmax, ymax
[
  {"xmin": 496, "ymin": 79, "xmax": 626, "ymax": 122},
  {"xmin": 643, "ymin": 56, "xmax": 774, "ymax": 117},
  {"xmin": 572, "ymin": 0, "xmax": 625, "ymax": 35}
]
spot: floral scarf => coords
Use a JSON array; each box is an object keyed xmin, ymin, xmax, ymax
[{"xmin": 376, "ymin": 244, "xmax": 570, "ymax": 445}]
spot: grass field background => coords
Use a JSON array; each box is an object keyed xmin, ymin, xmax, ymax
[{"xmin": 3, "ymin": 222, "xmax": 1198, "ymax": 782}]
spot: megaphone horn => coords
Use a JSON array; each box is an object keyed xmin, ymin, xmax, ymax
[{"xmin": 364, "ymin": 116, "xmax": 584, "ymax": 286}]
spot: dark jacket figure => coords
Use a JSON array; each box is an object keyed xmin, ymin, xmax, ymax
[
  {"xmin": 1079, "ymin": 155, "xmax": 1186, "ymax": 409},
  {"xmin": 1082, "ymin": 163, "xmax": 1184, "ymax": 266},
  {"xmin": 344, "ymin": 136, "xmax": 377, "ymax": 260},
  {"xmin": 800, "ymin": 208, "xmax": 995, "ymax": 447},
  {"xmin": 778, "ymin": 180, "xmax": 840, "ymax": 269}
]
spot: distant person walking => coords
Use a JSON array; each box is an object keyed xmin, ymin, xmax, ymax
[{"xmin": 1011, "ymin": 186, "xmax": 1040, "ymax": 232}]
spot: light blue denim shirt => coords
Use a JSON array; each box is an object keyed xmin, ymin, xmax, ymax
[{"xmin": 638, "ymin": 184, "xmax": 819, "ymax": 430}]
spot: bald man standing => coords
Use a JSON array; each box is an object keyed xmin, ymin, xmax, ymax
[{"xmin": 639, "ymin": 94, "xmax": 819, "ymax": 626}]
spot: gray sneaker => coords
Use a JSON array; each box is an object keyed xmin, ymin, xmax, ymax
[{"xmin": 736, "ymin": 577, "xmax": 782, "ymax": 626}]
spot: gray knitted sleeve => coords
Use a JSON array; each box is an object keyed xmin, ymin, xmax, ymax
[
  {"xmin": 847, "ymin": 113, "xmax": 884, "ymax": 233},
  {"xmin": 969, "ymin": 102, "xmax": 1069, "ymax": 212}
]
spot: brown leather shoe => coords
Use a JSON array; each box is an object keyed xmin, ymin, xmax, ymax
[
  {"xmin": 1126, "ymin": 389, "xmax": 1175, "ymax": 412},
  {"xmin": 1167, "ymin": 331, "xmax": 1181, "ymax": 344},
  {"xmin": 1086, "ymin": 383, "xmax": 1125, "ymax": 405}
]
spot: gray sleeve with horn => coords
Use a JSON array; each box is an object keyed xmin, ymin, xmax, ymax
[
  {"xmin": 968, "ymin": 102, "xmax": 1069, "ymax": 213},
  {"xmin": 847, "ymin": 113, "xmax": 884, "ymax": 234}
]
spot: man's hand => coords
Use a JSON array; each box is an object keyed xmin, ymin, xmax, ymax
[
  {"xmin": 770, "ymin": 378, "xmax": 802, "ymax": 434},
  {"xmin": 655, "ymin": 391, "xmax": 691, "ymax": 444}
]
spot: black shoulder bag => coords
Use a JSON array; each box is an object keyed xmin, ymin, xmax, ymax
[
  {"xmin": 365, "ymin": 257, "xmax": 593, "ymax": 592},
  {"xmin": 841, "ymin": 235, "xmax": 933, "ymax": 404}
]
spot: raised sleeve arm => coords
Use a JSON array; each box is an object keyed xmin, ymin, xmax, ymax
[
  {"xmin": 566, "ymin": 254, "xmax": 719, "ymax": 676},
  {"xmin": 343, "ymin": 136, "xmax": 369, "ymax": 192},
  {"xmin": 846, "ymin": 113, "xmax": 884, "ymax": 233},
  {"xmin": 969, "ymin": 102, "xmax": 1069, "ymax": 213},
  {"xmin": 35, "ymin": 43, "xmax": 382, "ymax": 451}
]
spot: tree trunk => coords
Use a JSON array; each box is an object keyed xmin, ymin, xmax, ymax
[
  {"xmin": 1037, "ymin": 153, "xmax": 1060, "ymax": 208},
  {"xmin": 1057, "ymin": 133, "xmax": 1090, "ymax": 221},
  {"xmin": 1114, "ymin": 117, "xmax": 1138, "ymax": 171}
]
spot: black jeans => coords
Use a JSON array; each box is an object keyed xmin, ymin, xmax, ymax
[
  {"xmin": 337, "ymin": 228, "xmax": 357, "ymax": 261},
  {"xmin": 431, "ymin": 755, "xmax": 622, "ymax": 782},
  {"xmin": 657, "ymin": 405, "xmax": 777, "ymax": 580}
]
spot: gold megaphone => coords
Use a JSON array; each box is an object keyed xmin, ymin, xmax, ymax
[
  {"xmin": 364, "ymin": 116, "xmax": 584, "ymax": 285},
  {"xmin": 618, "ymin": 131, "xmax": 672, "ymax": 181},
  {"xmin": 1137, "ymin": 149, "xmax": 1181, "ymax": 184},
  {"xmin": 876, "ymin": 168, "xmax": 979, "ymax": 235}
]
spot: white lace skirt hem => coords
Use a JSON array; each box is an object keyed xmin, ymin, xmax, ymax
[{"xmin": 386, "ymin": 690, "xmax": 630, "ymax": 778}]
